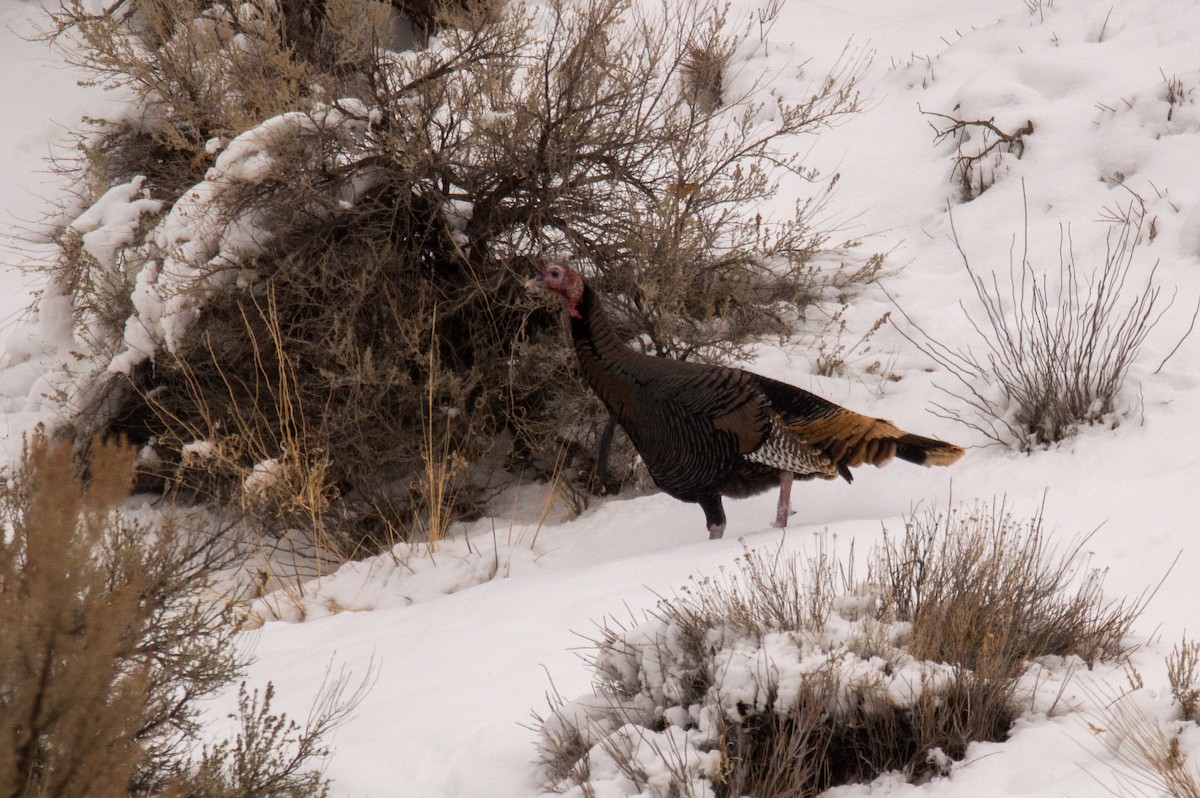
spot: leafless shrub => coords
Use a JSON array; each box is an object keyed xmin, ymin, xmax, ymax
[
  {"xmin": 0, "ymin": 438, "xmax": 154, "ymax": 797},
  {"xmin": 812, "ymin": 306, "xmax": 893, "ymax": 378},
  {"xmin": 1086, "ymin": 639, "xmax": 1200, "ymax": 797},
  {"xmin": 36, "ymin": 0, "xmax": 875, "ymax": 551},
  {"xmin": 178, "ymin": 683, "xmax": 333, "ymax": 798},
  {"xmin": 177, "ymin": 665, "xmax": 374, "ymax": 798},
  {"xmin": 923, "ymin": 107, "xmax": 1034, "ymax": 200},
  {"xmin": 892, "ymin": 188, "xmax": 1195, "ymax": 451},
  {"xmin": 668, "ymin": 541, "xmax": 839, "ymax": 635},
  {"xmin": 537, "ymin": 513, "xmax": 1145, "ymax": 796},
  {"xmin": 46, "ymin": 0, "xmax": 387, "ymax": 168}
]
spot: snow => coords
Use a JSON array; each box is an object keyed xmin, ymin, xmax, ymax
[
  {"xmin": 3, "ymin": 0, "xmax": 1200, "ymax": 796},
  {"xmin": 68, "ymin": 176, "xmax": 164, "ymax": 267},
  {"xmin": 120, "ymin": 101, "xmax": 377, "ymax": 370},
  {"xmin": 242, "ymin": 456, "xmax": 285, "ymax": 497},
  {"xmin": 0, "ymin": 1, "xmax": 127, "ymax": 458}
]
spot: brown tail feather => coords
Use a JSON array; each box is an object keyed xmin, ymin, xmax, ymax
[
  {"xmin": 783, "ymin": 409, "xmax": 964, "ymax": 471},
  {"xmin": 751, "ymin": 373, "xmax": 964, "ymax": 471},
  {"xmin": 894, "ymin": 433, "xmax": 966, "ymax": 467}
]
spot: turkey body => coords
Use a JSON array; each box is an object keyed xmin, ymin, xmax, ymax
[{"xmin": 529, "ymin": 263, "xmax": 964, "ymax": 538}]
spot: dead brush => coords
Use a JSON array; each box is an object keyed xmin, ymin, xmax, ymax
[
  {"xmin": 713, "ymin": 689, "xmax": 828, "ymax": 798},
  {"xmin": 708, "ymin": 661, "xmax": 978, "ymax": 795},
  {"xmin": 922, "ymin": 107, "xmax": 1034, "ymax": 201},
  {"xmin": 1169, "ymin": 637, "xmax": 1200, "ymax": 722},
  {"xmin": 137, "ymin": 285, "xmax": 342, "ymax": 560},
  {"xmin": 654, "ymin": 542, "xmax": 1019, "ymax": 789},
  {"xmin": 0, "ymin": 438, "xmax": 151, "ymax": 797},
  {"xmin": 537, "ymin": 516, "xmax": 1149, "ymax": 797},
  {"xmin": 42, "ymin": 0, "xmax": 877, "ymax": 563},
  {"xmin": 0, "ymin": 434, "xmax": 362, "ymax": 797},
  {"xmin": 872, "ymin": 498, "xmax": 1146, "ymax": 673},
  {"xmin": 812, "ymin": 306, "xmax": 893, "ymax": 379},
  {"xmin": 892, "ymin": 187, "xmax": 1196, "ymax": 451},
  {"xmin": 1087, "ymin": 682, "xmax": 1200, "ymax": 798},
  {"xmin": 658, "ymin": 539, "xmax": 846, "ymax": 638},
  {"xmin": 51, "ymin": 208, "xmax": 160, "ymax": 338},
  {"xmin": 45, "ymin": 0, "xmax": 387, "ymax": 169}
]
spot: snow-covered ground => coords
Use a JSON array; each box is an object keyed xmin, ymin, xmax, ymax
[
  {"xmin": 4, "ymin": 0, "xmax": 1200, "ymax": 796},
  {"xmin": 0, "ymin": 0, "xmax": 125, "ymax": 454}
]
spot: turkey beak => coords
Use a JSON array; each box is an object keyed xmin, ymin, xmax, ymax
[{"xmin": 524, "ymin": 274, "xmax": 545, "ymax": 291}]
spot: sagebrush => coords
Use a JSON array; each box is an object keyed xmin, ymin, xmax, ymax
[
  {"xmin": 536, "ymin": 501, "xmax": 1144, "ymax": 796},
  {"xmin": 0, "ymin": 436, "xmax": 360, "ymax": 796},
  {"xmin": 876, "ymin": 499, "xmax": 1143, "ymax": 672}
]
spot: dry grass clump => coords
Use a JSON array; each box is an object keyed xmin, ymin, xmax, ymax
[
  {"xmin": 1089, "ymin": 685, "xmax": 1200, "ymax": 798},
  {"xmin": 1088, "ymin": 633, "xmax": 1200, "ymax": 798},
  {"xmin": 1169, "ymin": 638, "xmax": 1200, "ymax": 723},
  {"xmin": 0, "ymin": 436, "xmax": 362, "ymax": 796},
  {"xmin": 874, "ymin": 499, "xmax": 1144, "ymax": 674},
  {"xmin": 36, "ymin": 0, "xmax": 875, "ymax": 552},
  {"xmin": 134, "ymin": 287, "xmax": 347, "ymax": 555},
  {"xmin": 536, "ymin": 504, "xmax": 1146, "ymax": 796}
]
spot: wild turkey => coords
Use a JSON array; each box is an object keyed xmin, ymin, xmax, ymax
[{"xmin": 526, "ymin": 261, "xmax": 964, "ymax": 539}]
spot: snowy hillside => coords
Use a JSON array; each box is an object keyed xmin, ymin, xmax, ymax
[{"xmin": 3, "ymin": 0, "xmax": 1200, "ymax": 796}]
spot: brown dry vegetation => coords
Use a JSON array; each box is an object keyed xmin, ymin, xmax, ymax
[
  {"xmin": 0, "ymin": 436, "xmax": 358, "ymax": 797},
  {"xmin": 38, "ymin": 0, "xmax": 875, "ymax": 553},
  {"xmin": 893, "ymin": 185, "xmax": 1194, "ymax": 452},
  {"xmin": 536, "ymin": 501, "xmax": 1146, "ymax": 797}
]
